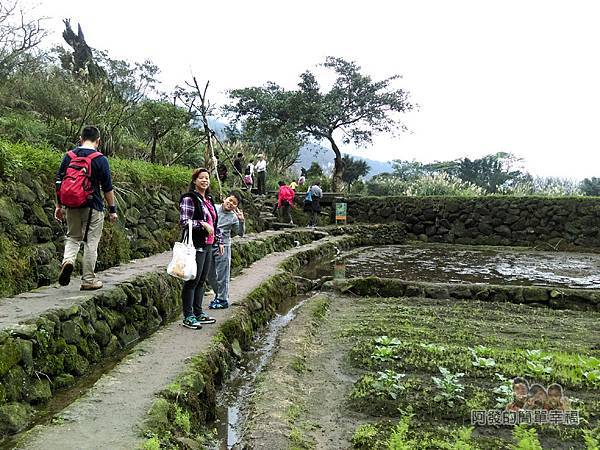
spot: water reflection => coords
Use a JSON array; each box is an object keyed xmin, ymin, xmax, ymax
[{"xmin": 336, "ymin": 244, "xmax": 600, "ymax": 289}]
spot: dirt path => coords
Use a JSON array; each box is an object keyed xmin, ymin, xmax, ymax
[
  {"xmin": 243, "ymin": 293, "xmax": 365, "ymax": 450},
  {"xmin": 13, "ymin": 235, "xmax": 342, "ymax": 450}
]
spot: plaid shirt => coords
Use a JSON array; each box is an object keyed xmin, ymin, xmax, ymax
[{"xmin": 179, "ymin": 196, "xmax": 223, "ymax": 245}]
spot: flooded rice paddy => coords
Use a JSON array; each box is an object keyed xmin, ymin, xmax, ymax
[{"xmin": 318, "ymin": 243, "xmax": 600, "ymax": 288}]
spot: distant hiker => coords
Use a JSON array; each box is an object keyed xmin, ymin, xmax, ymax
[
  {"xmin": 307, "ymin": 181, "xmax": 322, "ymax": 228},
  {"xmin": 208, "ymin": 191, "xmax": 245, "ymax": 309},
  {"xmin": 216, "ymin": 156, "xmax": 228, "ymax": 183},
  {"xmin": 289, "ymin": 180, "xmax": 298, "ymax": 191},
  {"xmin": 298, "ymin": 167, "xmax": 307, "ymax": 186},
  {"xmin": 178, "ymin": 168, "xmax": 223, "ymax": 329},
  {"xmin": 255, "ymin": 153, "xmax": 267, "ymax": 196},
  {"xmin": 245, "ymin": 159, "xmax": 255, "ymax": 190},
  {"xmin": 54, "ymin": 125, "xmax": 118, "ymax": 291},
  {"xmin": 233, "ymin": 152, "xmax": 244, "ymax": 186},
  {"xmin": 272, "ymin": 181, "xmax": 295, "ymax": 224}
]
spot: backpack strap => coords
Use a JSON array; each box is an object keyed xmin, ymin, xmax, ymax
[
  {"xmin": 88, "ymin": 151, "xmax": 103, "ymax": 160},
  {"xmin": 66, "ymin": 149, "xmax": 103, "ymax": 161}
]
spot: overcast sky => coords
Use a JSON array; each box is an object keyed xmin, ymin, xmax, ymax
[{"xmin": 29, "ymin": 0, "xmax": 600, "ymax": 179}]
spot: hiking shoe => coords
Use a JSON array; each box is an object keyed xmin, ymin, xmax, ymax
[
  {"xmin": 209, "ymin": 300, "xmax": 229, "ymax": 310},
  {"xmin": 80, "ymin": 280, "xmax": 103, "ymax": 291},
  {"xmin": 183, "ymin": 316, "xmax": 202, "ymax": 329},
  {"xmin": 196, "ymin": 312, "xmax": 216, "ymax": 324},
  {"xmin": 58, "ymin": 262, "xmax": 74, "ymax": 286}
]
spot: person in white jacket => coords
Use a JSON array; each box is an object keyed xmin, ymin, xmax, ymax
[{"xmin": 255, "ymin": 154, "xmax": 267, "ymax": 196}]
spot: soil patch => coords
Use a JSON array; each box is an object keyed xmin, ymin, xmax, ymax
[{"xmin": 241, "ymin": 292, "xmax": 600, "ymax": 449}]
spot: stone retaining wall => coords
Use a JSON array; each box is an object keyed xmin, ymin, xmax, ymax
[
  {"xmin": 0, "ymin": 173, "xmax": 183, "ymax": 297},
  {"xmin": 339, "ymin": 196, "xmax": 600, "ymax": 249},
  {"xmin": 331, "ymin": 277, "xmax": 600, "ymax": 311}
]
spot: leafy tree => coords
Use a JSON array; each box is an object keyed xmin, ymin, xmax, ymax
[
  {"xmin": 135, "ymin": 99, "xmax": 191, "ymax": 163},
  {"xmin": 456, "ymin": 152, "xmax": 525, "ymax": 193},
  {"xmin": 54, "ymin": 21, "xmax": 160, "ymax": 154},
  {"xmin": 305, "ymin": 161, "xmax": 324, "ymax": 180},
  {"xmin": 239, "ymin": 118, "xmax": 302, "ymax": 174},
  {"xmin": 228, "ymin": 57, "xmax": 414, "ymax": 191},
  {"xmin": 392, "ymin": 159, "xmax": 428, "ymax": 180},
  {"xmin": 580, "ymin": 177, "xmax": 600, "ymax": 196},
  {"xmin": 341, "ymin": 154, "xmax": 370, "ymax": 190},
  {"xmin": 392, "ymin": 152, "xmax": 525, "ymax": 193}
]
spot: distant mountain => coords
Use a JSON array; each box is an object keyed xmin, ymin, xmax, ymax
[{"xmin": 295, "ymin": 142, "xmax": 393, "ymax": 180}]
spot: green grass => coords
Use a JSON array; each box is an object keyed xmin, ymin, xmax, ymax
[
  {"xmin": 337, "ymin": 295, "xmax": 600, "ymax": 449},
  {"xmin": 0, "ymin": 139, "xmax": 190, "ymax": 191}
]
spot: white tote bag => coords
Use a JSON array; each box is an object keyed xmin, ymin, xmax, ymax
[{"xmin": 167, "ymin": 220, "xmax": 197, "ymax": 281}]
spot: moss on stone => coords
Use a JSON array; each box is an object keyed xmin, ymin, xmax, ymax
[
  {"xmin": 2, "ymin": 366, "xmax": 27, "ymax": 402},
  {"xmin": 338, "ymin": 277, "xmax": 599, "ymax": 311},
  {"xmin": 0, "ymin": 341, "xmax": 21, "ymax": 377},
  {"xmin": 96, "ymin": 222, "xmax": 131, "ymax": 271},
  {"xmin": 145, "ymin": 398, "xmax": 172, "ymax": 435},
  {"xmin": 63, "ymin": 344, "xmax": 89, "ymax": 376},
  {"xmin": 0, "ymin": 235, "xmax": 33, "ymax": 297},
  {"xmin": 0, "ymin": 402, "xmax": 32, "ymax": 434},
  {"xmin": 24, "ymin": 379, "xmax": 51, "ymax": 404},
  {"xmin": 53, "ymin": 373, "xmax": 75, "ymax": 389}
]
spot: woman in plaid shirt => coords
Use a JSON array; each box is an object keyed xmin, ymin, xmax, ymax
[{"xmin": 179, "ymin": 168, "xmax": 224, "ymax": 329}]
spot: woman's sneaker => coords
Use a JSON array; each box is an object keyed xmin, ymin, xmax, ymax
[
  {"xmin": 208, "ymin": 299, "xmax": 229, "ymax": 310},
  {"xmin": 182, "ymin": 316, "xmax": 202, "ymax": 329},
  {"xmin": 196, "ymin": 312, "xmax": 216, "ymax": 324}
]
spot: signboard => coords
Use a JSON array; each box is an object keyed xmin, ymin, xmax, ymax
[{"xmin": 335, "ymin": 202, "xmax": 347, "ymax": 225}]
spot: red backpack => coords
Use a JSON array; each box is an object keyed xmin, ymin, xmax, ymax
[{"xmin": 57, "ymin": 150, "xmax": 103, "ymax": 208}]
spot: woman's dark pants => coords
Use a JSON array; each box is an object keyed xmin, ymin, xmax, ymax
[{"xmin": 182, "ymin": 248, "xmax": 212, "ymax": 318}]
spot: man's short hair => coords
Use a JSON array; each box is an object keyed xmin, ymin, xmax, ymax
[
  {"xmin": 237, "ymin": 152, "xmax": 243, "ymax": 157},
  {"xmin": 81, "ymin": 126, "xmax": 100, "ymax": 142}
]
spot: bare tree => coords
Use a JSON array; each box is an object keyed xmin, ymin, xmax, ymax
[
  {"xmin": 174, "ymin": 77, "xmax": 217, "ymax": 170},
  {"xmin": 0, "ymin": 0, "xmax": 47, "ymax": 77}
]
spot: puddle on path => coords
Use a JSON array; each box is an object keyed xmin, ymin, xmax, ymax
[{"xmin": 307, "ymin": 243, "xmax": 600, "ymax": 289}]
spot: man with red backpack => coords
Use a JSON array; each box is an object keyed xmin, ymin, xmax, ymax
[{"xmin": 54, "ymin": 126, "xmax": 118, "ymax": 290}]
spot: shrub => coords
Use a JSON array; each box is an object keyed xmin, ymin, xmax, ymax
[
  {"xmin": 499, "ymin": 176, "xmax": 582, "ymax": 196},
  {"xmin": 0, "ymin": 111, "xmax": 50, "ymax": 147},
  {"xmin": 366, "ymin": 173, "xmax": 484, "ymax": 197}
]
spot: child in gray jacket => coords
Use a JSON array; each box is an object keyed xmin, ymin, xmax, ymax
[{"xmin": 208, "ymin": 192, "xmax": 245, "ymax": 309}]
